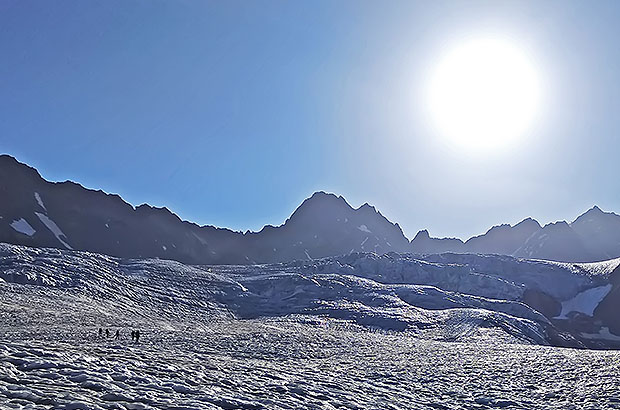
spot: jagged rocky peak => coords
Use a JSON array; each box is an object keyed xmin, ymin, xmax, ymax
[
  {"xmin": 0, "ymin": 153, "xmax": 23, "ymax": 166},
  {"xmin": 0, "ymin": 154, "xmax": 44, "ymax": 182},
  {"xmin": 3, "ymin": 154, "xmax": 620, "ymax": 264},
  {"xmin": 289, "ymin": 191, "xmax": 352, "ymax": 219},
  {"xmin": 573, "ymin": 205, "xmax": 616, "ymax": 223},
  {"xmin": 514, "ymin": 217, "xmax": 542, "ymax": 229},
  {"xmin": 356, "ymin": 202, "xmax": 378, "ymax": 214},
  {"xmin": 135, "ymin": 204, "xmax": 182, "ymax": 222},
  {"xmin": 486, "ymin": 223, "xmax": 511, "ymax": 232},
  {"xmin": 304, "ymin": 191, "xmax": 349, "ymax": 206},
  {"xmin": 410, "ymin": 229, "xmax": 465, "ymax": 254},
  {"xmin": 543, "ymin": 220, "xmax": 571, "ymax": 231},
  {"xmin": 588, "ymin": 205, "xmax": 604, "ymax": 213},
  {"xmin": 413, "ymin": 229, "xmax": 431, "ymax": 240}
]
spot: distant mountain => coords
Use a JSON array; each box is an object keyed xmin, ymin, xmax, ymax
[
  {"xmin": 513, "ymin": 207, "xmax": 620, "ymax": 262},
  {"xmin": 513, "ymin": 221, "xmax": 591, "ymax": 262},
  {"xmin": 410, "ymin": 217, "xmax": 543, "ymax": 257},
  {"xmin": 410, "ymin": 230, "xmax": 465, "ymax": 253},
  {"xmin": 0, "ymin": 155, "xmax": 409, "ymax": 264},
  {"xmin": 571, "ymin": 206, "xmax": 620, "ymax": 260},
  {"xmin": 465, "ymin": 218, "xmax": 541, "ymax": 255},
  {"xmin": 411, "ymin": 218, "xmax": 542, "ymax": 258},
  {"xmin": 0, "ymin": 154, "xmax": 244, "ymax": 264},
  {"xmin": 412, "ymin": 209, "xmax": 620, "ymax": 263},
  {"xmin": 2, "ymin": 154, "xmax": 620, "ymax": 264},
  {"xmin": 243, "ymin": 192, "xmax": 411, "ymax": 263}
]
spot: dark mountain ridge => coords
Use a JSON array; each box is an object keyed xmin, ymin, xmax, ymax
[
  {"xmin": 1, "ymin": 154, "xmax": 619, "ymax": 264},
  {"xmin": 0, "ymin": 155, "xmax": 410, "ymax": 264}
]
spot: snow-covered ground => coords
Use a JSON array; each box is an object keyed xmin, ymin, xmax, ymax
[
  {"xmin": 1, "ymin": 243, "xmax": 620, "ymax": 408},
  {"xmin": 2, "ymin": 319, "xmax": 620, "ymax": 410}
]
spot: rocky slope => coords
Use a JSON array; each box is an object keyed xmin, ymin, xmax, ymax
[
  {"xmin": 0, "ymin": 155, "xmax": 409, "ymax": 264},
  {"xmin": 2, "ymin": 154, "xmax": 620, "ymax": 264},
  {"xmin": 411, "ymin": 209, "xmax": 620, "ymax": 263}
]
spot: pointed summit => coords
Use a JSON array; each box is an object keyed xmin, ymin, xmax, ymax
[
  {"xmin": 411, "ymin": 229, "xmax": 465, "ymax": 254},
  {"xmin": 578, "ymin": 205, "xmax": 605, "ymax": 218},
  {"xmin": 464, "ymin": 216, "xmax": 542, "ymax": 255},
  {"xmin": 413, "ymin": 229, "xmax": 431, "ymax": 241},
  {"xmin": 287, "ymin": 191, "xmax": 353, "ymax": 223},
  {"xmin": 247, "ymin": 191, "xmax": 412, "ymax": 262},
  {"xmin": 514, "ymin": 217, "xmax": 541, "ymax": 230},
  {"xmin": 572, "ymin": 205, "xmax": 618, "ymax": 226},
  {"xmin": 571, "ymin": 205, "xmax": 620, "ymax": 260}
]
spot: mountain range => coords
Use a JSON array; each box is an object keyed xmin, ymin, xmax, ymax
[
  {"xmin": 1, "ymin": 154, "xmax": 619, "ymax": 264},
  {"xmin": 411, "ymin": 207, "xmax": 620, "ymax": 263}
]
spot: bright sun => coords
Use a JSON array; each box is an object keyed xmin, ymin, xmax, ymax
[{"xmin": 427, "ymin": 38, "xmax": 541, "ymax": 152}]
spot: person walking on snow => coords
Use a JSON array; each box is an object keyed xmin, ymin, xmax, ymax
[
  {"xmin": 106, "ymin": 329, "xmax": 110, "ymax": 338},
  {"xmin": 115, "ymin": 329, "xmax": 120, "ymax": 340},
  {"xmin": 135, "ymin": 330, "xmax": 140, "ymax": 343}
]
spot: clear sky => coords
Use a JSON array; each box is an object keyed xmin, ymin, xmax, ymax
[{"xmin": 2, "ymin": 0, "xmax": 620, "ymax": 239}]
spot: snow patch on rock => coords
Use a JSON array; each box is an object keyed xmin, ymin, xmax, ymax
[
  {"xmin": 9, "ymin": 218, "xmax": 36, "ymax": 236},
  {"xmin": 34, "ymin": 192, "xmax": 47, "ymax": 211},
  {"xmin": 555, "ymin": 284, "xmax": 612, "ymax": 319},
  {"xmin": 580, "ymin": 327, "xmax": 620, "ymax": 341},
  {"xmin": 35, "ymin": 212, "xmax": 72, "ymax": 250},
  {"xmin": 358, "ymin": 224, "xmax": 371, "ymax": 233}
]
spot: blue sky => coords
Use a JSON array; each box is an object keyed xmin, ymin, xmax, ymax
[{"xmin": 2, "ymin": 0, "xmax": 620, "ymax": 239}]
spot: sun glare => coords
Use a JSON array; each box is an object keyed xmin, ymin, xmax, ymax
[{"xmin": 427, "ymin": 38, "xmax": 541, "ymax": 153}]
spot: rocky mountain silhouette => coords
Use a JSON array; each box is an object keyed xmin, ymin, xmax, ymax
[
  {"xmin": 2, "ymin": 154, "xmax": 619, "ymax": 264},
  {"xmin": 412, "ymin": 212, "xmax": 620, "ymax": 263},
  {"xmin": 0, "ymin": 155, "xmax": 410, "ymax": 264}
]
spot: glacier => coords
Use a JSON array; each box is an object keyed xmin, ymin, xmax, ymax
[{"xmin": 1, "ymin": 243, "xmax": 620, "ymax": 408}]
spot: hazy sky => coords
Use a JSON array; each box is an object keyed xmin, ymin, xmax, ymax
[{"xmin": 2, "ymin": 0, "xmax": 620, "ymax": 239}]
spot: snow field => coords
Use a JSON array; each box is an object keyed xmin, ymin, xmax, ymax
[{"xmin": 1, "ymin": 243, "xmax": 620, "ymax": 408}]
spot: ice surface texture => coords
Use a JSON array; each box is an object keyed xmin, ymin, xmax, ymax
[{"xmin": 2, "ymin": 243, "xmax": 620, "ymax": 408}]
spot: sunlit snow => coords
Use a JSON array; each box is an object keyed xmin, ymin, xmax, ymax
[
  {"xmin": 34, "ymin": 192, "xmax": 46, "ymax": 211},
  {"xmin": 34, "ymin": 212, "xmax": 72, "ymax": 250},
  {"xmin": 555, "ymin": 284, "xmax": 612, "ymax": 319},
  {"xmin": 9, "ymin": 218, "xmax": 36, "ymax": 237},
  {"xmin": 357, "ymin": 224, "xmax": 371, "ymax": 233},
  {"xmin": 1, "ymin": 244, "xmax": 620, "ymax": 408}
]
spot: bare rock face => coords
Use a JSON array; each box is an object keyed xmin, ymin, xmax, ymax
[
  {"xmin": 523, "ymin": 289, "xmax": 562, "ymax": 319},
  {"xmin": 410, "ymin": 229, "xmax": 465, "ymax": 254},
  {"xmin": 0, "ymin": 156, "xmax": 410, "ymax": 264},
  {"xmin": 571, "ymin": 206, "xmax": 620, "ymax": 260},
  {"xmin": 465, "ymin": 218, "xmax": 541, "ymax": 255},
  {"xmin": 594, "ymin": 264, "xmax": 620, "ymax": 335},
  {"xmin": 3, "ymin": 154, "xmax": 620, "ymax": 265},
  {"xmin": 242, "ymin": 192, "xmax": 412, "ymax": 263},
  {"xmin": 513, "ymin": 221, "xmax": 595, "ymax": 262},
  {"xmin": 411, "ymin": 209, "xmax": 620, "ymax": 264},
  {"xmin": 0, "ymin": 154, "xmax": 242, "ymax": 264}
]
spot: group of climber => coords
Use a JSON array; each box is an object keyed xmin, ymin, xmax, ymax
[{"xmin": 98, "ymin": 327, "xmax": 141, "ymax": 343}]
